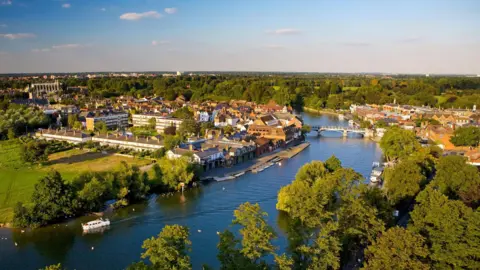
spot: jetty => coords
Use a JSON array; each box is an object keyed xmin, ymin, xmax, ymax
[{"xmin": 202, "ymin": 142, "xmax": 310, "ymax": 181}]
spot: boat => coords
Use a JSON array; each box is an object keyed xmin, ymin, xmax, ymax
[
  {"xmin": 233, "ymin": 172, "xmax": 245, "ymax": 177},
  {"xmin": 338, "ymin": 114, "xmax": 345, "ymax": 120},
  {"xmin": 214, "ymin": 175, "xmax": 235, "ymax": 182},
  {"xmin": 82, "ymin": 218, "xmax": 110, "ymax": 231},
  {"xmin": 348, "ymin": 120, "xmax": 355, "ymax": 126}
]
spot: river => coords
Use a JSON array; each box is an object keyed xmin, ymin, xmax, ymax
[{"xmin": 0, "ymin": 112, "xmax": 382, "ymax": 269}]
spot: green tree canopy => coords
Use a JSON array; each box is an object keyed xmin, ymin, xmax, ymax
[
  {"xmin": 178, "ymin": 119, "xmax": 200, "ymax": 137},
  {"xmin": 363, "ymin": 227, "xmax": 430, "ymax": 270},
  {"xmin": 409, "ymin": 187, "xmax": 480, "ymax": 269},
  {"xmin": 450, "ymin": 126, "xmax": 480, "ymax": 147},
  {"xmin": 157, "ymin": 156, "xmax": 195, "ymax": 190},
  {"xmin": 325, "ymin": 155, "xmax": 342, "ymax": 172},
  {"xmin": 140, "ymin": 225, "xmax": 192, "ymax": 270},
  {"xmin": 431, "ymin": 155, "xmax": 480, "ymax": 208},
  {"xmin": 94, "ymin": 120, "xmax": 108, "ymax": 134},
  {"xmin": 379, "ymin": 127, "xmax": 420, "ymax": 161},
  {"xmin": 383, "ymin": 160, "xmax": 426, "ymax": 205}
]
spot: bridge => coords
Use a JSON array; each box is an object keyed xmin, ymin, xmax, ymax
[{"xmin": 311, "ymin": 126, "xmax": 367, "ymax": 137}]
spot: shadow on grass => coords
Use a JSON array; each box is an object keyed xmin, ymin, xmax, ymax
[{"xmin": 47, "ymin": 152, "xmax": 114, "ymax": 166}]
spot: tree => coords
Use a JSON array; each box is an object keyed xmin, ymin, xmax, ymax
[
  {"xmin": 148, "ymin": 117, "xmax": 156, "ymax": 130},
  {"xmin": 409, "ymin": 187, "xmax": 480, "ymax": 269},
  {"xmin": 13, "ymin": 171, "xmax": 76, "ymax": 227},
  {"xmin": 67, "ymin": 114, "xmax": 78, "ymax": 129},
  {"xmin": 363, "ymin": 227, "xmax": 430, "ymax": 270},
  {"xmin": 21, "ymin": 140, "xmax": 48, "ymax": 164},
  {"xmin": 380, "ymin": 127, "xmax": 420, "ymax": 161},
  {"xmin": 325, "ymin": 155, "xmax": 342, "ymax": 172},
  {"xmin": 178, "ymin": 119, "xmax": 200, "ymax": 137},
  {"xmin": 233, "ymin": 202, "xmax": 277, "ymax": 261},
  {"xmin": 158, "ymin": 157, "xmax": 195, "ymax": 190},
  {"xmin": 140, "ymin": 225, "xmax": 192, "ymax": 270},
  {"xmin": 431, "ymin": 155, "xmax": 480, "ymax": 207},
  {"xmin": 77, "ymin": 175, "xmax": 109, "ymax": 212},
  {"xmin": 297, "ymin": 221, "xmax": 341, "ymax": 269},
  {"xmin": 200, "ymin": 122, "xmax": 215, "ymax": 136},
  {"xmin": 164, "ymin": 125, "xmax": 177, "ymax": 135},
  {"xmin": 171, "ymin": 107, "xmax": 193, "ymax": 120},
  {"xmin": 73, "ymin": 121, "xmax": 83, "ymax": 130},
  {"xmin": 163, "ymin": 135, "xmax": 183, "ymax": 150},
  {"xmin": 300, "ymin": 124, "xmax": 311, "ymax": 135},
  {"xmin": 383, "ymin": 160, "xmax": 426, "ymax": 205},
  {"xmin": 218, "ymin": 203, "xmax": 277, "ymax": 269},
  {"xmin": 450, "ymin": 126, "xmax": 480, "ymax": 147},
  {"xmin": 94, "ymin": 121, "xmax": 108, "ymax": 134}
]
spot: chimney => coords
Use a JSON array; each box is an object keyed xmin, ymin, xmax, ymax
[{"xmin": 189, "ymin": 144, "xmax": 194, "ymax": 151}]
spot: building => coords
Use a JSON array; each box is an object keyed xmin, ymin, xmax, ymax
[
  {"xmin": 92, "ymin": 134, "xmax": 164, "ymax": 151},
  {"xmin": 35, "ymin": 129, "xmax": 91, "ymax": 144},
  {"xmin": 132, "ymin": 114, "xmax": 184, "ymax": 133},
  {"xmin": 27, "ymin": 80, "xmax": 61, "ymax": 99},
  {"xmin": 86, "ymin": 112, "xmax": 129, "ymax": 131}
]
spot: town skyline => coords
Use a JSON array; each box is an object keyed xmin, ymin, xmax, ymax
[{"xmin": 1, "ymin": 0, "xmax": 479, "ymax": 74}]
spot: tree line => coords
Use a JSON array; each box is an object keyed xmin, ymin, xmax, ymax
[{"xmin": 13, "ymin": 156, "xmax": 199, "ymax": 228}]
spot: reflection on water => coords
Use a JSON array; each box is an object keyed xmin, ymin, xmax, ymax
[{"xmin": 0, "ymin": 112, "xmax": 382, "ymax": 269}]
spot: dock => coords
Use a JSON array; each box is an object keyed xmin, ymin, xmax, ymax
[{"xmin": 201, "ymin": 142, "xmax": 310, "ymax": 181}]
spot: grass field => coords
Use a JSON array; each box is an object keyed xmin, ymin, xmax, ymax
[
  {"xmin": 435, "ymin": 95, "xmax": 448, "ymax": 104},
  {"xmin": 0, "ymin": 141, "xmax": 151, "ymax": 224}
]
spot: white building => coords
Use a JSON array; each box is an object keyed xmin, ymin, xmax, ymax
[
  {"xmin": 132, "ymin": 114, "xmax": 184, "ymax": 133},
  {"xmin": 197, "ymin": 111, "xmax": 210, "ymax": 122},
  {"xmin": 36, "ymin": 129, "xmax": 91, "ymax": 144},
  {"xmin": 92, "ymin": 134, "xmax": 164, "ymax": 151}
]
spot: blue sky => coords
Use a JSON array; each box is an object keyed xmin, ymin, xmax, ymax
[{"xmin": 0, "ymin": 0, "xmax": 479, "ymax": 73}]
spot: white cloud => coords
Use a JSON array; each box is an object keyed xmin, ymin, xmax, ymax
[
  {"xmin": 62, "ymin": 3, "xmax": 71, "ymax": 8},
  {"xmin": 164, "ymin": 7, "xmax": 177, "ymax": 14},
  {"xmin": 32, "ymin": 48, "xmax": 51, "ymax": 53},
  {"xmin": 152, "ymin": 40, "xmax": 170, "ymax": 46},
  {"xmin": 100, "ymin": 8, "xmax": 106, "ymax": 12},
  {"xmin": 32, "ymin": 44, "xmax": 88, "ymax": 53},
  {"xmin": 265, "ymin": 28, "xmax": 301, "ymax": 35},
  {"xmin": 52, "ymin": 44, "xmax": 83, "ymax": 49},
  {"xmin": 0, "ymin": 33, "xmax": 36, "ymax": 39},
  {"xmin": 263, "ymin": 44, "xmax": 286, "ymax": 49},
  {"xmin": 340, "ymin": 41, "xmax": 371, "ymax": 47},
  {"xmin": 120, "ymin": 11, "xmax": 162, "ymax": 21},
  {"xmin": 1, "ymin": 0, "xmax": 12, "ymax": 6}
]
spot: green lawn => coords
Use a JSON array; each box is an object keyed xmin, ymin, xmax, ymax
[
  {"xmin": 0, "ymin": 141, "xmax": 151, "ymax": 224},
  {"xmin": 435, "ymin": 95, "xmax": 448, "ymax": 104}
]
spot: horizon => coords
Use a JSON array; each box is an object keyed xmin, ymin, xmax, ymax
[{"xmin": 1, "ymin": 0, "xmax": 479, "ymax": 74}]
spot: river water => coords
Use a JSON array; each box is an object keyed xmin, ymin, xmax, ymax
[{"xmin": 0, "ymin": 113, "xmax": 382, "ymax": 270}]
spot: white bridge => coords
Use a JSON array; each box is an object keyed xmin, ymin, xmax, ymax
[{"xmin": 311, "ymin": 126, "xmax": 367, "ymax": 137}]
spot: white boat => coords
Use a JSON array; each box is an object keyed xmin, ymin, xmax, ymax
[
  {"xmin": 338, "ymin": 114, "xmax": 345, "ymax": 120},
  {"xmin": 214, "ymin": 175, "xmax": 235, "ymax": 182},
  {"xmin": 82, "ymin": 218, "xmax": 110, "ymax": 231},
  {"xmin": 233, "ymin": 172, "xmax": 245, "ymax": 177}
]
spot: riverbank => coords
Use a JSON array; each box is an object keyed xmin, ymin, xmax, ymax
[
  {"xmin": 303, "ymin": 106, "xmax": 346, "ymax": 117},
  {"xmin": 200, "ymin": 142, "xmax": 310, "ymax": 180}
]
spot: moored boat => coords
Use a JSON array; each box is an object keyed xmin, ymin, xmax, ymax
[{"xmin": 214, "ymin": 175, "xmax": 235, "ymax": 182}]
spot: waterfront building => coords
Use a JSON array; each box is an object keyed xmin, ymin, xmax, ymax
[
  {"xmin": 132, "ymin": 114, "xmax": 183, "ymax": 133},
  {"xmin": 86, "ymin": 112, "xmax": 129, "ymax": 131}
]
